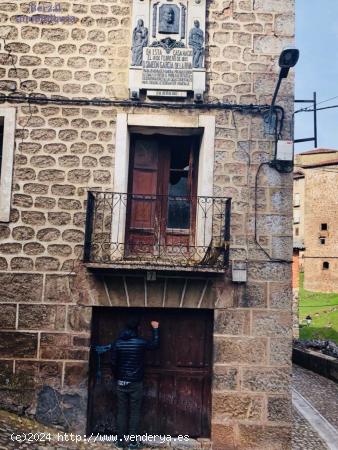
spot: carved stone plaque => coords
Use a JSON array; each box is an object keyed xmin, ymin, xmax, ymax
[
  {"xmin": 129, "ymin": 0, "xmax": 206, "ymax": 99},
  {"xmin": 142, "ymin": 47, "xmax": 193, "ymax": 89}
]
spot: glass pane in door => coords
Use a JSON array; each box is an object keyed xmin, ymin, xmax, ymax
[{"xmin": 167, "ymin": 146, "xmax": 191, "ymax": 229}]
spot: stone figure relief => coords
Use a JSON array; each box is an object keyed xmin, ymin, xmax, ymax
[
  {"xmin": 131, "ymin": 19, "xmax": 148, "ymax": 66},
  {"xmin": 189, "ymin": 19, "xmax": 204, "ymax": 68},
  {"xmin": 158, "ymin": 4, "xmax": 180, "ymax": 34}
]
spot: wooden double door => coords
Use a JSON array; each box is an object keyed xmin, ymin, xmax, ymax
[
  {"xmin": 126, "ymin": 134, "xmax": 199, "ymax": 256},
  {"xmin": 87, "ymin": 307, "xmax": 213, "ymax": 438}
]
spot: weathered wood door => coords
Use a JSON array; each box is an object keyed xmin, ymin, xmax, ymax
[
  {"xmin": 87, "ymin": 307, "xmax": 213, "ymax": 438},
  {"xmin": 125, "ymin": 135, "xmax": 199, "ymax": 257}
]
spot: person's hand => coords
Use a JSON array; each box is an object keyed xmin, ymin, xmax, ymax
[{"xmin": 151, "ymin": 321, "xmax": 159, "ymax": 328}]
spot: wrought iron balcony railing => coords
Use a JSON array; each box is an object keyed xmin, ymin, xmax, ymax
[{"xmin": 83, "ymin": 192, "xmax": 231, "ymax": 272}]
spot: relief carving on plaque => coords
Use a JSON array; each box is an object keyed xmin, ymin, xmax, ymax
[
  {"xmin": 129, "ymin": 0, "xmax": 206, "ymax": 99},
  {"xmin": 158, "ymin": 4, "xmax": 180, "ymax": 34}
]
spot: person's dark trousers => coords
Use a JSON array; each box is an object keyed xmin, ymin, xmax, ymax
[{"xmin": 116, "ymin": 381, "xmax": 143, "ymax": 445}]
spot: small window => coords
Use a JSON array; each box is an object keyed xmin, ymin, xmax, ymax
[
  {"xmin": 294, "ymin": 214, "xmax": 300, "ymax": 224},
  {"xmin": 321, "ymin": 223, "xmax": 328, "ymax": 231},
  {"xmin": 0, "ymin": 108, "xmax": 16, "ymax": 222},
  {"xmin": 322, "ymin": 261, "xmax": 329, "ymax": 270},
  {"xmin": 295, "ymin": 227, "xmax": 299, "ymax": 236},
  {"xmin": 320, "ymin": 238, "xmax": 326, "ymax": 245}
]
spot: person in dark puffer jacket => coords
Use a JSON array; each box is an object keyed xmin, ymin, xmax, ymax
[{"xmin": 112, "ymin": 317, "xmax": 160, "ymax": 449}]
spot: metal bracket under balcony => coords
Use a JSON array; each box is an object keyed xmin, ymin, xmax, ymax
[{"xmin": 83, "ymin": 192, "xmax": 231, "ymax": 274}]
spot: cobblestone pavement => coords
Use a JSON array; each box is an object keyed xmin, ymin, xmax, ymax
[
  {"xmin": 292, "ymin": 407, "xmax": 328, "ymax": 450},
  {"xmin": 293, "ymin": 364, "xmax": 338, "ymax": 429},
  {"xmin": 0, "ymin": 365, "xmax": 336, "ymax": 450}
]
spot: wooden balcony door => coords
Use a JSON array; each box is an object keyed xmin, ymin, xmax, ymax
[{"xmin": 125, "ymin": 134, "xmax": 199, "ymax": 258}]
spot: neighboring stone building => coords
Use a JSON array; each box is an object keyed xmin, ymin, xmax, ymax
[
  {"xmin": 0, "ymin": 1, "xmax": 295, "ymax": 449},
  {"xmin": 293, "ymin": 149, "xmax": 338, "ymax": 293}
]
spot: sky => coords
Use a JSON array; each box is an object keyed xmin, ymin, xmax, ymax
[{"xmin": 294, "ymin": 0, "xmax": 338, "ymax": 152}]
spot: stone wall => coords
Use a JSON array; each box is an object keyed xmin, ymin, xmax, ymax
[
  {"xmin": 0, "ymin": 0, "xmax": 295, "ymax": 448},
  {"xmin": 303, "ymin": 168, "xmax": 338, "ymax": 292}
]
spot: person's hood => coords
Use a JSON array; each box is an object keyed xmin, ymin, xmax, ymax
[{"xmin": 118, "ymin": 328, "xmax": 138, "ymax": 340}]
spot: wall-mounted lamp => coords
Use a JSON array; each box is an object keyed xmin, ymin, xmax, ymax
[
  {"xmin": 265, "ymin": 48, "xmax": 300, "ymax": 133},
  {"xmin": 265, "ymin": 48, "xmax": 300, "ymax": 172}
]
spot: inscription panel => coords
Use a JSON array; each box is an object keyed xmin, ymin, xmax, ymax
[{"xmin": 142, "ymin": 47, "xmax": 193, "ymax": 89}]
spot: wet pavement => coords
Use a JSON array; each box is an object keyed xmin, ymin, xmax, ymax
[
  {"xmin": 292, "ymin": 364, "xmax": 338, "ymax": 450},
  {"xmin": 0, "ymin": 365, "xmax": 336, "ymax": 449},
  {"xmin": 292, "ymin": 406, "xmax": 328, "ymax": 450},
  {"xmin": 293, "ymin": 364, "xmax": 338, "ymax": 429}
]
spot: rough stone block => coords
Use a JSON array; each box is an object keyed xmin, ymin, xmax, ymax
[
  {"xmin": 238, "ymin": 424, "xmax": 292, "ymax": 449},
  {"xmin": 252, "ymin": 311, "xmax": 292, "ymax": 338},
  {"xmin": 16, "ymin": 360, "xmax": 62, "ymax": 388},
  {"xmin": 68, "ymin": 169, "xmax": 91, "ymax": 183},
  {"xmin": 271, "ymin": 236, "xmax": 293, "ymax": 261},
  {"xmin": 44, "ymin": 274, "xmax": 73, "ymax": 303},
  {"xmin": 214, "ymin": 309, "xmax": 250, "ymax": 335},
  {"xmin": 12, "ymin": 226, "xmax": 35, "ymax": 240},
  {"xmin": 14, "ymin": 167, "xmax": 36, "ymax": 181},
  {"xmin": 47, "ymin": 244, "xmax": 72, "ymax": 257},
  {"xmin": 0, "ymin": 258, "xmax": 8, "ymax": 270},
  {"xmin": 18, "ymin": 304, "xmax": 66, "ymax": 331},
  {"xmin": 41, "ymin": 28, "xmax": 69, "ymax": 41},
  {"xmin": 35, "ymin": 257, "xmax": 60, "ymax": 271},
  {"xmin": 269, "ymin": 281, "xmax": 292, "ymax": 310},
  {"xmin": 0, "ymin": 224, "xmax": 10, "ymax": 239},
  {"xmin": 241, "ymin": 367, "xmax": 290, "ymax": 393},
  {"xmin": 211, "ymin": 424, "xmax": 235, "ymax": 450},
  {"xmin": 62, "ymin": 229, "xmax": 84, "ymax": 243},
  {"xmin": 51, "ymin": 184, "xmax": 76, "ymax": 196},
  {"xmin": 36, "ymin": 228, "xmax": 60, "ymax": 241},
  {"xmin": 0, "ymin": 273, "xmax": 43, "ymax": 302},
  {"xmin": 214, "ymin": 337, "xmax": 267, "ymax": 365},
  {"xmin": 0, "ymin": 304, "xmax": 16, "ymax": 329},
  {"xmin": 10, "ymin": 257, "xmax": 34, "ymax": 270},
  {"xmin": 0, "ymin": 332, "xmax": 38, "ymax": 358},
  {"xmin": 21, "ymin": 211, "xmax": 46, "ymax": 226},
  {"xmin": 58, "ymin": 198, "xmax": 82, "ymax": 210},
  {"xmin": 267, "ymin": 395, "xmax": 291, "ymax": 422},
  {"xmin": 23, "ymin": 242, "xmax": 45, "ymax": 255},
  {"xmin": 67, "ymin": 306, "xmax": 92, "ymax": 332},
  {"xmin": 213, "ymin": 393, "xmax": 264, "ymax": 420},
  {"xmin": 254, "ymin": 0, "xmax": 294, "ymax": 14},
  {"xmin": 240, "ymin": 282, "xmax": 268, "ymax": 308},
  {"xmin": 212, "ymin": 366, "xmax": 238, "ymax": 390},
  {"xmin": 39, "ymin": 333, "xmax": 71, "ymax": 359},
  {"xmin": 248, "ymin": 262, "xmax": 291, "ymax": 282},
  {"xmin": 269, "ymin": 338, "xmax": 292, "ymax": 366},
  {"xmin": 275, "ymin": 13, "xmax": 295, "ymax": 36}
]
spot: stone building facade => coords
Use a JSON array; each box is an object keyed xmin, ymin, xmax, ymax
[
  {"xmin": 294, "ymin": 149, "xmax": 338, "ymax": 293},
  {"xmin": 0, "ymin": 1, "xmax": 295, "ymax": 449}
]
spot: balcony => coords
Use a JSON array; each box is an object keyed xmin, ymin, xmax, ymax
[{"xmin": 83, "ymin": 192, "xmax": 231, "ymax": 274}]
